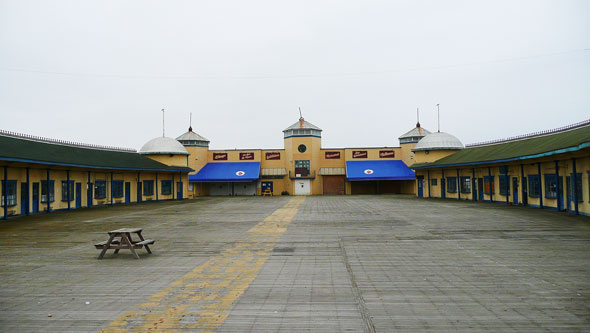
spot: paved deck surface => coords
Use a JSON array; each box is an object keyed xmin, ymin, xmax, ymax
[{"xmin": 0, "ymin": 195, "xmax": 589, "ymax": 332}]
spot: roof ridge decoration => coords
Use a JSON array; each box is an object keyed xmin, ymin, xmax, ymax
[
  {"xmin": 0, "ymin": 129, "xmax": 136, "ymax": 152},
  {"xmin": 466, "ymin": 119, "xmax": 590, "ymax": 148}
]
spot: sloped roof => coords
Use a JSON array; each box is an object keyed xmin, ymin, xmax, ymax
[
  {"xmin": 399, "ymin": 125, "xmax": 431, "ymax": 139},
  {"xmin": 283, "ymin": 119, "xmax": 322, "ymax": 132},
  {"xmin": 176, "ymin": 128, "xmax": 209, "ymax": 142},
  {"xmin": 411, "ymin": 122, "xmax": 590, "ymax": 169},
  {"xmin": 0, "ymin": 134, "xmax": 192, "ymax": 172}
]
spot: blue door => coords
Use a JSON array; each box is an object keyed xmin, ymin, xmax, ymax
[
  {"xmin": 478, "ymin": 178, "xmax": 484, "ymax": 201},
  {"xmin": 32, "ymin": 182, "xmax": 39, "ymax": 213},
  {"xmin": 20, "ymin": 183, "xmax": 28, "ymax": 215},
  {"xmin": 125, "ymin": 182, "xmax": 131, "ymax": 203},
  {"xmin": 441, "ymin": 179, "xmax": 446, "ymax": 198},
  {"xmin": 261, "ymin": 181, "xmax": 273, "ymax": 194},
  {"xmin": 177, "ymin": 182, "xmax": 183, "ymax": 199},
  {"xmin": 75, "ymin": 183, "xmax": 82, "ymax": 208},
  {"xmin": 512, "ymin": 177, "xmax": 518, "ymax": 204},
  {"xmin": 417, "ymin": 176, "xmax": 424, "ymax": 198},
  {"xmin": 137, "ymin": 182, "xmax": 142, "ymax": 202}
]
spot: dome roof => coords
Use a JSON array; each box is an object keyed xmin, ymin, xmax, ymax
[
  {"xmin": 412, "ymin": 132, "xmax": 464, "ymax": 151},
  {"xmin": 139, "ymin": 136, "xmax": 189, "ymax": 155}
]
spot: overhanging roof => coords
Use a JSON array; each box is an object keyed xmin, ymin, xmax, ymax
[
  {"xmin": 189, "ymin": 162, "xmax": 260, "ymax": 182},
  {"xmin": 411, "ymin": 122, "xmax": 590, "ymax": 169},
  {"xmin": 0, "ymin": 134, "xmax": 192, "ymax": 172},
  {"xmin": 346, "ymin": 160, "xmax": 415, "ymax": 181}
]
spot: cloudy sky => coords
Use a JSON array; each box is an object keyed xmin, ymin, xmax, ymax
[{"xmin": 1, "ymin": 0, "xmax": 588, "ymax": 151}]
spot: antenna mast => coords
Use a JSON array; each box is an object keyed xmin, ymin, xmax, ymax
[
  {"xmin": 189, "ymin": 112, "xmax": 193, "ymax": 131},
  {"xmin": 298, "ymin": 107, "xmax": 303, "ymax": 120},
  {"xmin": 162, "ymin": 108, "xmax": 165, "ymax": 137},
  {"xmin": 436, "ymin": 104, "xmax": 440, "ymax": 132},
  {"xmin": 416, "ymin": 107, "xmax": 420, "ymax": 127}
]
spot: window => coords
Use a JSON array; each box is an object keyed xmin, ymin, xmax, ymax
[
  {"xmin": 61, "ymin": 180, "xmax": 74, "ymax": 201},
  {"xmin": 528, "ymin": 175, "xmax": 540, "ymax": 197},
  {"xmin": 41, "ymin": 180, "xmax": 55, "ymax": 203},
  {"xmin": 1, "ymin": 180, "xmax": 17, "ymax": 207},
  {"xmin": 143, "ymin": 180, "xmax": 154, "ymax": 196},
  {"xmin": 499, "ymin": 176, "xmax": 510, "ymax": 196},
  {"xmin": 95, "ymin": 181, "xmax": 107, "ymax": 199},
  {"xmin": 544, "ymin": 174, "xmax": 558, "ymax": 199},
  {"xmin": 460, "ymin": 177, "xmax": 471, "ymax": 193},
  {"xmin": 294, "ymin": 160, "xmax": 310, "ymax": 176},
  {"xmin": 161, "ymin": 180, "xmax": 172, "ymax": 195},
  {"xmin": 112, "ymin": 180, "xmax": 124, "ymax": 198},
  {"xmin": 188, "ymin": 182, "xmax": 194, "ymax": 192},
  {"xmin": 570, "ymin": 173, "xmax": 583, "ymax": 202},
  {"xmin": 431, "ymin": 178, "xmax": 437, "ymax": 186},
  {"xmin": 484, "ymin": 176, "xmax": 495, "ymax": 195},
  {"xmin": 297, "ymin": 144, "xmax": 307, "ymax": 153},
  {"xmin": 446, "ymin": 177, "xmax": 457, "ymax": 193}
]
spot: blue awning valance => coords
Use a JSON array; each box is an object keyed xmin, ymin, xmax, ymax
[
  {"xmin": 189, "ymin": 162, "xmax": 260, "ymax": 182},
  {"xmin": 345, "ymin": 160, "xmax": 415, "ymax": 181}
]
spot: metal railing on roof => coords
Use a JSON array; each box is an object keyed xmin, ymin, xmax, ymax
[
  {"xmin": 466, "ymin": 119, "xmax": 590, "ymax": 148},
  {"xmin": 0, "ymin": 129, "xmax": 137, "ymax": 152}
]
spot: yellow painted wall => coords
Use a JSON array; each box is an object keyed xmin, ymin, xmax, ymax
[
  {"xmin": 144, "ymin": 154, "xmax": 188, "ymax": 167},
  {"xmin": 413, "ymin": 149, "xmax": 460, "ymax": 164}
]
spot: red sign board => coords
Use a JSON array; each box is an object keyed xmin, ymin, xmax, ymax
[
  {"xmin": 240, "ymin": 152, "xmax": 254, "ymax": 160},
  {"xmin": 379, "ymin": 150, "xmax": 395, "ymax": 158},
  {"xmin": 265, "ymin": 152, "xmax": 281, "ymax": 160},
  {"xmin": 213, "ymin": 153, "xmax": 227, "ymax": 161},
  {"xmin": 325, "ymin": 151, "xmax": 341, "ymax": 159},
  {"xmin": 352, "ymin": 150, "xmax": 367, "ymax": 159}
]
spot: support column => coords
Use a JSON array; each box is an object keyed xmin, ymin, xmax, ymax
[
  {"xmin": 156, "ymin": 173, "xmax": 159, "ymax": 201},
  {"xmin": 110, "ymin": 172, "xmax": 113, "ymax": 205},
  {"xmin": 472, "ymin": 168, "xmax": 476, "ymax": 201},
  {"xmin": 520, "ymin": 164, "xmax": 525, "ymax": 206},
  {"xmin": 46, "ymin": 168, "xmax": 51, "ymax": 213},
  {"xmin": 554, "ymin": 161, "xmax": 560, "ymax": 211},
  {"xmin": 488, "ymin": 167, "xmax": 493, "ymax": 202},
  {"xmin": 457, "ymin": 169, "xmax": 461, "ymax": 200},
  {"xmin": 538, "ymin": 163, "xmax": 543, "ymax": 209},
  {"xmin": 87, "ymin": 171, "xmax": 92, "ymax": 207},
  {"xmin": 441, "ymin": 169, "xmax": 445, "ymax": 199},
  {"xmin": 172, "ymin": 174, "xmax": 175, "ymax": 200},
  {"xmin": 3, "ymin": 166, "xmax": 7, "ymax": 220},
  {"xmin": 137, "ymin": 172, "xmax": 141, "ymax": 202},
  {"xmin": 505, "ymin": 172, "xmax": 509, "ymax": 205},
  {"xmin": 573, "ymin": 158, "xmax": 579, "ymax": 215},
  {"xmin": 26, "ymin": 167, "xmax": 30, "ymax": 215},
  {"xmin": 427, "ymin": 170, "xmax": 431, "ymax": 198},
  {"xmin": 66, "ymin": 170, "xmax": 71, "ymax": 210},
  {"xmin": 179, "ymin": 172, "xmax": 183, "ymax": 200}
]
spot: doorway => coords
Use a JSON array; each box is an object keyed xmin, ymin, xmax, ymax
[{"xmin": 294, "ymin": 179, "xmax": 311, "ymax": 195}]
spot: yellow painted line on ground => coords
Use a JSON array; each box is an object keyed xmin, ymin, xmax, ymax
[{"xmin": 101, "ymin": 196, "xmax": 305, "ymax": 333}]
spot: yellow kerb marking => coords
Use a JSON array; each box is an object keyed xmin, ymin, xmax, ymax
[{"xmin": 101, "ymin": 197, "xmax": 304, "ymax": 332}]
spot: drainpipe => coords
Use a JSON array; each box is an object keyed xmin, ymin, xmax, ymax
[
  {"xmin": 538, "ymin": 163, "xmax": 543, "ymax": 209},
  {"xmin": 488, "ymin": 167, "xmax": 493, "ymax": 202},
  {"xmin": 457, "ymin": 169, "xmax": 461, "ymax": 200},
  {"xmin": 26, "ymin": 168, "xmax": 30, "ymax": 215},
  {"xmin": 573, "ymin": 158, "xmax": 579, "ymax": 215},
  {"xmin": 472, "ymin": 168, "xmax": 476, "ymax": 201},
  {"xmin": 67, "ymin": 170, "xmax": 71, "ymax": 210},
  {"xmin": 3, "ymin": 166, "xmax": 7, "ymax": 219},
  {"xmin": 427, "ymin": 170, "xmax": 431, "ymax": 198},
  {"xmin": 46, "ymin": 168, "xmax": 51, "ymax": 212},
  {"xmin": 520, "ymin": 164, "xmax": 525, "ymax": 206}
]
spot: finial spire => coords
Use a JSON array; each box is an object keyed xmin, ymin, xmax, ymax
[
  {"xmin": 298, "ymin": 107, "xmax": 304, "ymax": 121},
  {"xmin": 162, "ymin": 108, "xmax": 165, "ymax": 137},
  {"xmin": 436, "ymin": 104, "xmax": 440, "ymax": 132},
  {"xmin": 189, "ymin": 112, "xmax": 193, "ymax": 132},
  {"xmin": 416, "ymin": 107, "xmax": 421, "ymax": 128}
]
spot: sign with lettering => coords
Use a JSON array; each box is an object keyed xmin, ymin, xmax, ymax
[
  {"xmin": 352, "ymin": 151, "xmax": 367, "ymax": 159},
  {"xmin": 265, "ymin": 152, "xmax": 281, "ymax": 160},
  {"xmin": 325, "ymin": 151, "xmax": 341, "ymax": 159},
  {"xmin": 213, "ymin": 153, "xmax": 227, "ymax": 161},
  {"xmin": 379, "ymin": 150, "xmax": 395, "ymax": 158},
  {"xmin": 239, "ymin": 152, "xmax": 254, "ymax": 160}
]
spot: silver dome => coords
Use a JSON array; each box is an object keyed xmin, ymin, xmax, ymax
[
  {"xmin": 412, "ymin": 132, "xmax": 464, "ymax": 151},
  {"xmin": 139, "ymin": 137, "xmax": 189, "ymax": 155}
]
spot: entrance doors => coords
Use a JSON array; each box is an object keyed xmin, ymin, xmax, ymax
[
  {"xmin": 322, "ymin": 176, "xmax": 345, "ymax": 195},
  {"xmin": 176, "ymin": 182, "xmax": 183, "ymax": 199},
  {"xmin": 32, "ymin": 182, "xmax": 39, "ymax": 213},
  {"xmin": 441, "ymin": 178, "xmax": 446, "ymax": 198},
  {"xmin": 417, "ymin": 176, "xmax": 424, "ymax": 198},
  {"xmin": 522, "ymin": 177, "xmax": 528, "ymax": 205},
  {"xmin": 137, "ymin": 182, "xmax": 142, "ymax": 202},
  {"xmin": 477, "ymin": 178, "xmax": 484, "ymax": 201},
  {"xmin": 125, "ymin": 182, "xmax": 131, "ymax": 203},
  {"xmin": 294, "ymin": 179, "xmax": 311, "ymax": 195},
  {"xmin": 261, "ymin": 181, "xmax": 273, "ymax": 194},
  {"xmin": 20, "ymin": 183, "xmax": 28, "ymax": 215},
  {"xmin": 512, "ymin": 177, "xmax": 518, "ymax": 204},
  {"xmin": 75, "ymin": 183, "xmax": 82, "ymax": 208}
]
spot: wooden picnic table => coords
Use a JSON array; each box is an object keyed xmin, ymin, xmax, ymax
[{"xmin": 94, "ymin": 228, "xmax": 154, "ymax": 259}]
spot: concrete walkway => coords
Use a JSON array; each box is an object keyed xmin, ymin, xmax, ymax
[{"xmin": 0, "ymin": 195, "xmax": 589, "ymax": 332}]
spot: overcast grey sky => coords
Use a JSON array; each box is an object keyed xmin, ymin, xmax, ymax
[{"xmin": 1, "ymin": 0, "xmax": 588, "ymax": 151}]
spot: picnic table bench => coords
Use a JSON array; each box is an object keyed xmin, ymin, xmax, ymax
[{"xmin": 95, "ymin": 228, "xmax": 154, "ymax": 259}]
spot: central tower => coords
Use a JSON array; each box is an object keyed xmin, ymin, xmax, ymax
[{"xmin": 283, "ymin": 116, "xmax": 322, "ymax": 195}]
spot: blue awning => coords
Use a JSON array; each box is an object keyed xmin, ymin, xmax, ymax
[
  {"xmin": 346, "ymin": 160, "xmax": 415, "ymax": 181},
  {"xmin": 189, "ymin": 162, "xmax": 260, "ymax": 182}
]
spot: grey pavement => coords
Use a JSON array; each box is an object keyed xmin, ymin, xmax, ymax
[{"xmin": 0, "ymin": 195, "xmax": 589, "ymax": 332}]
